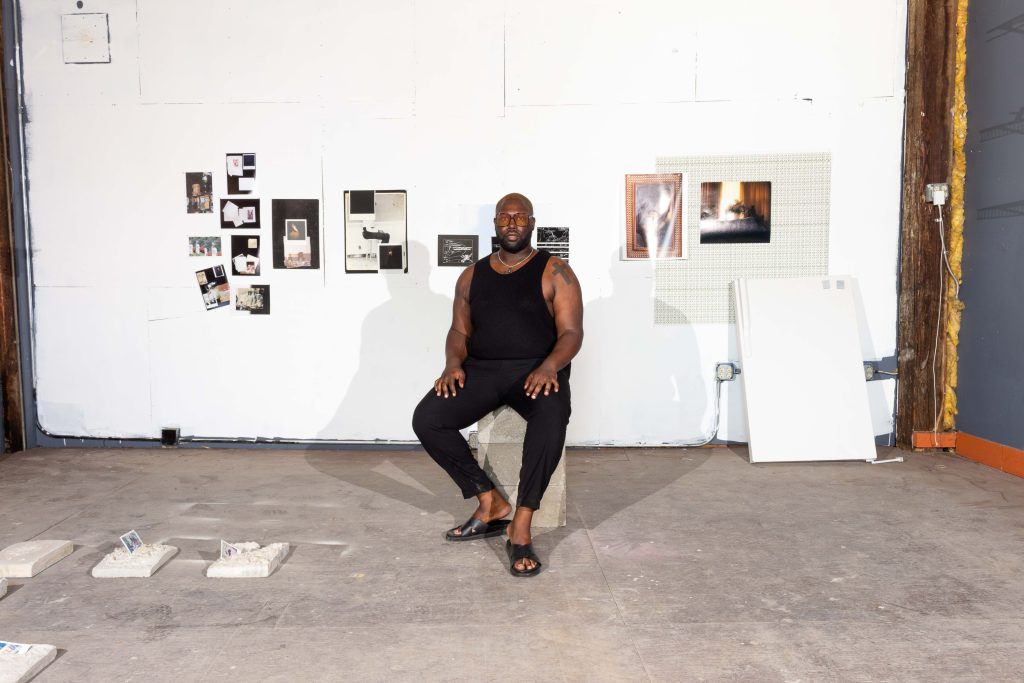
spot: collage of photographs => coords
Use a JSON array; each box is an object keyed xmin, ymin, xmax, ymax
[{"xmin": 189, "ymin": 162, "xmax": 770, "ymax": 315}]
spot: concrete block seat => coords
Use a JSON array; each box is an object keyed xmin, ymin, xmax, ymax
[{"xmin": 475, "ymin": 406, "xmax": 566, "ymax": 528}]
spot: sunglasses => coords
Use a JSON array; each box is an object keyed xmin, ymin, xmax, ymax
[{"xmin": 494, "ymin": 212, "xmax": 532, "ymax": 228}]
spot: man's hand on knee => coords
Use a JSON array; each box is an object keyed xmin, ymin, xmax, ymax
[
  {"xmin": 524, "ymin": 363, "xmax": 559, "ymax": 399},
  {"xmin": 434, "ymin": 366, "xmax": 466, "ymax": 398}
]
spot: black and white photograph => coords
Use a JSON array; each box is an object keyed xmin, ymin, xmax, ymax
[
  {"xmin": 236, "ymin": 285, "xmax": 270, "ymax": 315},
  {"xmin": 624, "ymin": 173, "xmax": 684, "ymax": 259},
  {"xmin": 185, "ymin": 171, "xmax": 213, "ymax": 213},
  {"xmin": 700, "ymin": 181, "xmax": 772, "ymax": 244},
  {"xmin": 230, "ymin": 235, "xmax": 260, "ymax": 276},
  {"xmin": 272, "ymin": 199, "xmax": 320, "ymax": 269},
  {"xmin": 438, "ymin": 234, "xmax": 478, "ymax": 267},
  {"xmin": 537, "ymin": 227, "xmax": 570, "ymax": 262},
  {"xmin": 188, "ymin": 236, "xmax": 221, "ymax": 257},
  {"xmin": 490, "ymin": 236, "xmax": 501, "ymax": 254},
  {"xmin": 196, "ymin": 264, "xmax": 231, "ymax": 310},
  {"xmin": 120, "ymin": 530, "xmax": 143, "ymax": 554},
  {"xmin": 220, "ymin": 198, "xmax": 260, "ymax": 229},
  {"xmin": 344, "ymin": 190, "xmax": 407, "ymax": 273},
  {"xmin": 225, "ymin": 152, "xmax": 256, "ymax": 195}
]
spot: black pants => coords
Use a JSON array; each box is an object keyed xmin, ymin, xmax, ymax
[{"xmin": 411, "ymin": 358, "xmax": 570, "ymax": 511}]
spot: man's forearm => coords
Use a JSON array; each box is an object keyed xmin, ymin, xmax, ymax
[
  {"xmin": 541, "ymin": 330, "xmax": 583, "ymax": 372},
  {"xmin": 444, "ymin": 328, "xmax": 469, "ymax": 369}
]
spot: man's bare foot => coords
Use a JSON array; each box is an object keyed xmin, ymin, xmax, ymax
[
  {"xmin": 507, "ymin": 507, "xmax": 537, "ymax": 572},
  {"xmin": 448, "ymin": 489, "xmax": 511, "ymax": 537}
]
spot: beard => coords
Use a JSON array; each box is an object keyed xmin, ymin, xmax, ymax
[{"xmin": 498, "ymin": 228, "xmax": 533, "ymax": 254}]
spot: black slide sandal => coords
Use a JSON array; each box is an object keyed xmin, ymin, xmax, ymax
[
  {"xmin": 506, "ymin": 540, "xmax": 542, "ymax": 577},
  {"xmin": 445, "ymin": 517, "xmax": 511, "ymax": 542}
]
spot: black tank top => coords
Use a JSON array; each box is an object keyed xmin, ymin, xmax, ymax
[{"xmin": 467, "ymin": 250, "xmax": 556, "ymax": 360}]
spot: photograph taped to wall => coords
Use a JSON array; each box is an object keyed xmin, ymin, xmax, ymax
[
  {"xmin": 344, "ymin": 190, "xmax": 408, "ymax": 273},
  {"xmin": 700, "ymin": 181, "xmax": 771, "ymax": 244},
  {"xmin": 438, "ymin": 235, "xmax": 478, "ymax": 267},
  {"xmin": 272, "ymin": 199, "xmax": 320, "ymax": 269},
  {"xmin": 349, "ymin": 190, "xmax": 375, "ymax": 220},
  {"xmin": 225, "ymin": 152, "xmax": 256, "ymax": 195},
  {"xmin": 285, "ymin": 219, "xmax": 307, "ymax": 240},
  {"xmin": 624, "ymin": 173, "xmax": 685, "ymax": 260},
  {"xmin": 220, "ymin": 199, "xmax": 260, "ymax": 229},
  {"xmin": 379, "ymin": 243, "xmax": 405, "ymax": 271},
  {"xmin": 195, "ymin": 265, "xmax": 230, "ymax": 310},
  {"xmin": 230, "ymin": 235, "xmax": 260, "ymax": 276},
  {"xmin": 188, "ymin": 236, "xmax": 221, "ymax": 257},
  {"xmin": 236, "ymin": 285, "xmax": 270, "ymax": 315},
  {"xmin": 283, "ymin": 237, "xmax": 312, "ymax": 268},
  {"xmin": 537, "ymin": 227, "xmax": 570, "ymax": 262},
  {"xmin": 185, "ymin": 172, "xmax": 213, "ymax": 214}
]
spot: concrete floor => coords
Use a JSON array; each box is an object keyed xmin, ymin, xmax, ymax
[{"xmin": 1, "ymin": 446, "xmax": 1023, "ymax": 682}]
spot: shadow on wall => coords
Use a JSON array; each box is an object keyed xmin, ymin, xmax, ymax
[
  {"xmin": 307, "ymin": 239, "xmax": 463, "ymax": 519},
  {"xmin": 317, "ymin": 240, "xmax": 451, "ymax": 442},
  {"xmin": 571, "ymin": 248, "xmax": 709, "ymax": 445}
]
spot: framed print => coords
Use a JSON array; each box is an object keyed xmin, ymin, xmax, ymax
[
  {"xmin": 220, "ymin": 198, "xmax": 260, "ymax": 229},
  {"xmin": 537, "ymin": 227, "xmax": 569, "ymax": 262},
  {"xmin": 195, "ymin": 265, "xmax": 230, "ymax": 310},
  {"xmin": 344, "ymin": 190, "xmax": 408, "ymax": 273},
  {"xmin": 225, "ymin": 152, "xmax": 256, "ymax": 195},
  {"xmin": 699, "ymin": 181, "xmax": 772, "ymax": 244},
  {"xmin": 438, "ymin": 234, "xmax": 479, "ymax": 267},
  {"xmin": 624, "ymin": 173, "xmax": 685, "ymax": 260},
  {"xmin": 271, "ymin": 199, "xmax": 320, "ymax": 269}
]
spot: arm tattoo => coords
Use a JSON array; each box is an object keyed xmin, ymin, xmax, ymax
[{"xmin": 552, "ymin": 262, "xmax": 575, "ymax": 286}]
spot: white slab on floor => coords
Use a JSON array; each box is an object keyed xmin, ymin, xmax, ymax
[
  {"xmin": 0, "ymin": 644, "xmax": 58, "ymax": 683},
  {"xmin": 91, "ymin": 544, "xmax": 178, "ymax": 578},
  {"xmin": 0, "ymin": 541, "xmax": 73, "ymax": 578},
  {"xmin": 206, "ymin": 542, "xmax": 289, "ymax": 578},
  {"xmin": 0, "ymin": 578, "xmax": 6, "ymax": 599}
]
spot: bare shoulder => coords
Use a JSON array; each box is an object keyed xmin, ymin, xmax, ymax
[{"xmin": 545, "ymin": 255, "xmax": 578, "ymax": 288}]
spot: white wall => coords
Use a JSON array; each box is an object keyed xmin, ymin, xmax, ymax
[{"xmin": 18, "ymin": 0, "xmax": 906, "ymax": 444}]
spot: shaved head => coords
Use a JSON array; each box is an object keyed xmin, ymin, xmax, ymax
[{"xmin": 496, "ymin": 192, "xmax": 534, "ymax": 215}]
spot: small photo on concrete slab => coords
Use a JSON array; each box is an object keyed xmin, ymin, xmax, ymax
[
  {"xmin": 207, "ymin": 542, "xmax": 289, "ymax": 578},
  {"xmin": 92, "ymin": 544, "xmax": 178, "ymax": 578},
  {"xmin": 0, "ymin": 642, "xmax": 58, "ymax": 683}
]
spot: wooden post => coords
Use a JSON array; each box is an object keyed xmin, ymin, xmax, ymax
[
  {"xmin": 0, "ymin": 5, "xmax": 26, "ymax": 452},
  {"xmin": 896, "ymin": 0, "xmax": 959, "ymax": 447}
]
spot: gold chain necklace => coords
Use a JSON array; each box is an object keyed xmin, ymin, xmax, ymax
[{"xmin": 496, "ymin": 247, "xmax": 535, "ymax": 274}]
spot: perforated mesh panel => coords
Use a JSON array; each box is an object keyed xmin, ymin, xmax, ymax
[{"xmin": 652, "ymin": 153, "xmax": 831, "ymax": 323}]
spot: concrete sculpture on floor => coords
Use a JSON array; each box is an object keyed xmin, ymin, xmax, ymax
[
  {"xmin": 0, "ymin": 578, "xmax": 6, "ymax": 600},
  {"xmin": 476, "ymin": 406, "xmax": 566, "ymax": 528},
  {"xmin": 0, "ymin": 541, "xmax": 73, "ymax": 578},
  {"xmin": 91, "ymin": 543, "xmax": 178, "ymax": 578},
  {"xmin": 0, "ymin": 643, "xmax": 58, "ymax": 683},
  {"xmin": 207, "ymin": 542, "xmax": 289, "ymax": 578}
]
